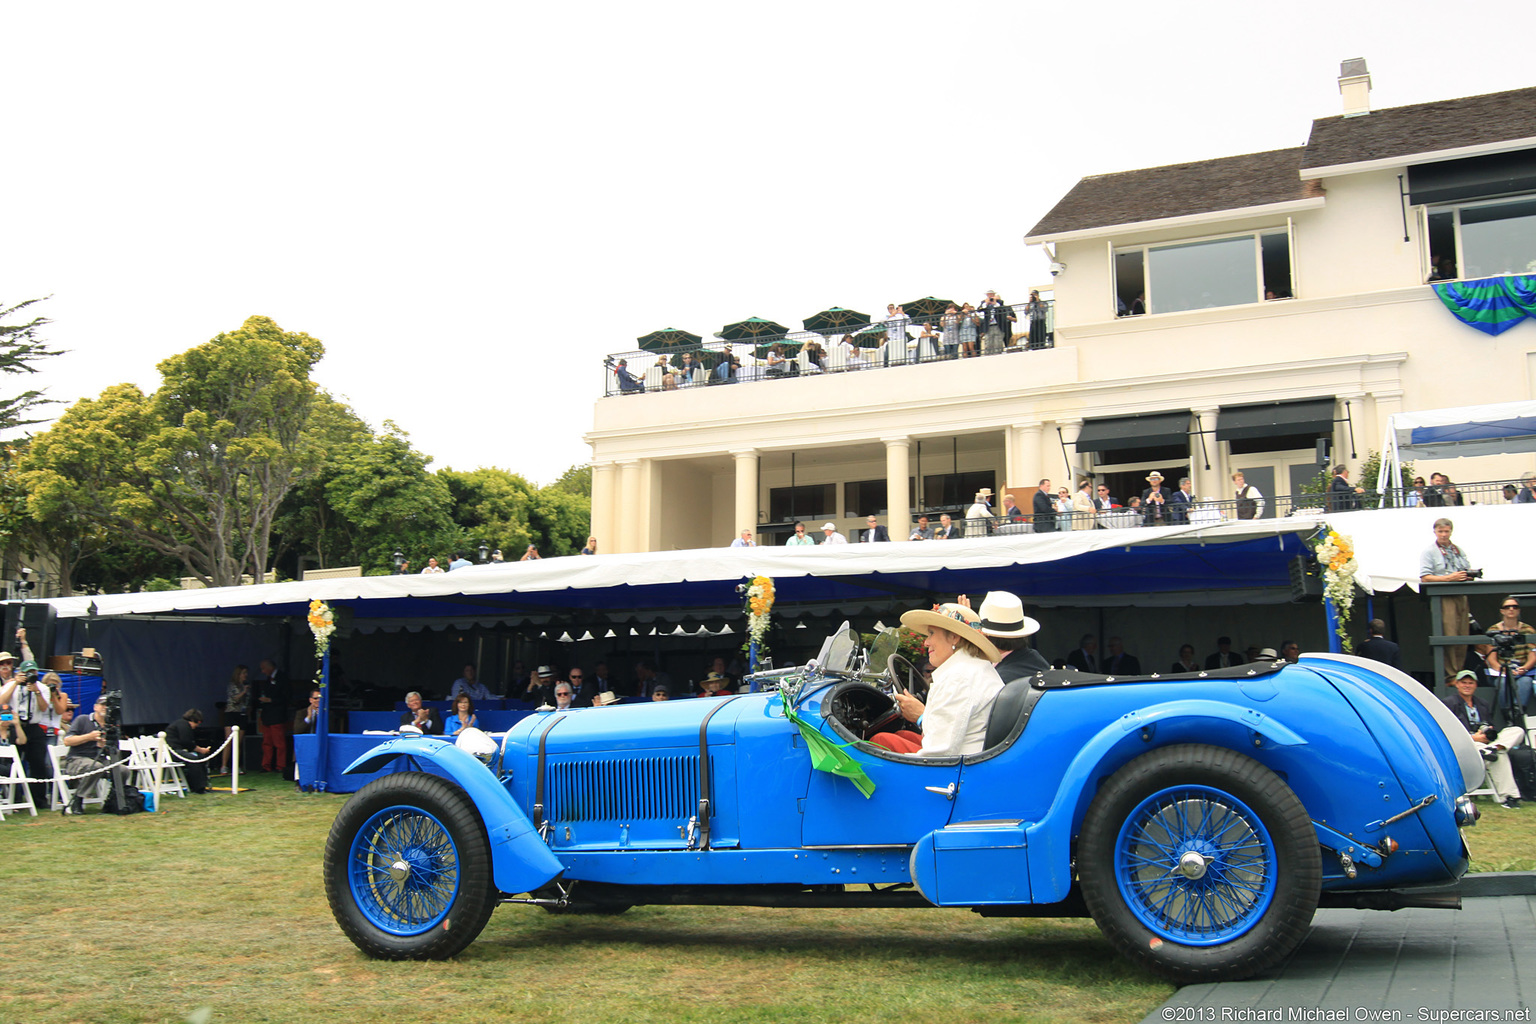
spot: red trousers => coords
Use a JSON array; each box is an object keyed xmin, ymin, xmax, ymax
[
  {"xmin": 260, "ymin": 722, "xmax": 288, "ymax": 771},
  {"xmin": 870, "ymin": 731, "xmax": 922, "ymax": 753}
]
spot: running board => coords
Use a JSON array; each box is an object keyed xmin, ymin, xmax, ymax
[{"xmin": 1318, "ymin": 890, "xmax": 1462, "ymax": 911}]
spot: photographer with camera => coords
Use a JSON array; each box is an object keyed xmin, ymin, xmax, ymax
[
  {"xmin": 1486, "ymin": 596, "xmax": 1536, "ymax": 715},
  {"xmin": 1444, "ymin": 669, "xmax": 1526, "ymax": 809},
  {"xmin": 1421, "ymin": 518, "xmax": 1479, "ymax": 683},
  {"xmin": 0, "ymin": 628, "xmax": 61, "ymax": 807},
  {"xmin": 59, "ymin": 693, "xmax": 133, "ymax": 815}
]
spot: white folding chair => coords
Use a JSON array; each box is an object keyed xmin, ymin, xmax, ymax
[
  {"xmin": 0, "ymin": 743, "xmax": 38, "ymax": 819},
  {"xmin": 49, "ymin": 743, "xmax": 107, "ymax": 812},
  {"xmin": 136, "ymin": 735, "xmax": 188, "ymax": 800}
]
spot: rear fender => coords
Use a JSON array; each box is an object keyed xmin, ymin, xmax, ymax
[
  {"xmin": 1022, "ymin": 699, "xmax": 1307, "ymax": 902},
  {"xmin": 345, "ymin": 737, "xmax": 563, "ymax": 895}
]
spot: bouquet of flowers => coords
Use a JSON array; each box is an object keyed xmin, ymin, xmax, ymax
[
  {"xmin": 1313, "ymin": 530, "xmax": 1359, "ymax": 652},
  {"xmin": 308, "ymin": 599, "xmax": 336, "ymax": 685},
  {"xmin": 742, "ymin": 575, "xmax": 775, "ymax": 660}
]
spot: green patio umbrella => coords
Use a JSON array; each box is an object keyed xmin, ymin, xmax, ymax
[
  {"xmin": 802, "ymin": 307, "xmax": 872, "ymax": 333},
  {"xmin": 636, "ymin": 327, "xmax": 703, "ymax": 351},
  {"xmin": 897, "ymin": 296, "xmax": 954, "ymax": 320},
  {"xmin": 717, "ymin": 317, "xmax": 790, "ymax": 341}
]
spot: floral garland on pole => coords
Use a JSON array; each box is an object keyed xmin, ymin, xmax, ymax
[
  {"xmin": 741, "ymin": 575, "xmax": 775, "ymax": 666},
  {"xmin": 1313, "ymin": 530, "xmax": 1359, "ymax": 652},
  {"xmin": 308, "ymin": 598, "xmax": 336, "ymax": 686}
]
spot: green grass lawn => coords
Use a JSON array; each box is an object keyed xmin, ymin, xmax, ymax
[{"xmin": 4, "ymin": 774, "xmax": 1531, "ymax": 1024}]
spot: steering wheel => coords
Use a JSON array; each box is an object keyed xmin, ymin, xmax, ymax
[{"xmin": 862, "ymin": 654, "xmax": 920, "ymax": 738}]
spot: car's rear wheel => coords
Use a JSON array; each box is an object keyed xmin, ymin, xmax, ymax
[
  {"xmin": 323, "ymin": 772, "xmax": 497, "ymax": 959},
  {"xmin": 1078, "ymin": 744, "xmax": 1320, "ymax": 983}
]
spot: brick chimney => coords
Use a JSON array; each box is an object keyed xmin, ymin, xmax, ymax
[{"xmin": 1339, "ymin": 58, "xmax": 1371, "ymax": 117}]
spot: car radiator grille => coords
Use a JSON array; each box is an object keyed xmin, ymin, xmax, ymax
[{"xmin": 546, "ymin": 755, "xmax": 712, "ymax": 823}]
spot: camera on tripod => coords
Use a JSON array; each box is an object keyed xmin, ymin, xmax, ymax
[{"xmin": 98, "ymin": 689, "xmax": 124, "ymax": 750}]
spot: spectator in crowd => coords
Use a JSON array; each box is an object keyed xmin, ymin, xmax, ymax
[
  {"xmin": 420, "ymin": 556, "xmax": 444, "ymax": 574},
  {"xmin": 491, "ymin": 549, "xmax": 505, "ymax": 562},
  {"xmin": 1444, "ymin": 669, "xmax": 1524, "ymax": 809},
  {"xmin": 1503, "ymin": 484, "xmax": 1519, "ymax": 503},
  {"xmin": 1244, "ymin": 644, "xmax": 1262, "ymax": 663},
  {"xmin": 551, "ymin": 682, "xmax": 576, "ymax": 711},
  {"xmin": 293, "ymin": 687, "xmax": 321, "ymax": 735},
  {"xmin": 731, "ymin": 529, "xmax": 755, "ymax": 548},
  {"xmin": 1093, "ymin": 484, "xmax": 1115, "ymax": 523},
  {"xmin": 1126, "ymin": 496, "xmax": 1142, "ymax": 510},
  {"xmin": 1358, "ymin": 619, "xmax": 1401, "ymax": 669},
  {"xmin": 957, "ymin": 302, "xmax": 979, "ymax": 359},
  {"xmin": 1054, "ymin": 486, "xmax": 1073, "ymax": 523},
  {"xmin": 1405, "ymin": 477, "xmax": 1427, "ymax": 507},
  {"xmin": 1517, "ymin": 474, "xmax": 1536, "ymax": 504},
  {"xmin": 785, "ymin": 520, "xmax": 816, "ymax": 546},
  {"xmin": 1142, "ymin": 471, "xmax": 1172, "ymax": 526},
  {"xmin": 614, "ymin": 358, "xmax": 642, "ymax": 394},
  {"xmin": 520, "ymin": 544, "xmax": 542, "ymax": 561},
  {"xmin": 837, "ymin": 334, "xmax": 867, "ymax": 370},
  {"xmin": 448, "ymin": 551, "xmax": 472, "ymax": 571},
  {"xmin": 522, "ymin": 665, "xmax": 554, "ymax": 705},
  {"xmin": 1071, "ymin": 479, "xmax": 1095, "ymax": 531},
  {"xmin": 1420, "ymin": 517, "xmax": 1474, "ymax": 682},
  {"xmin": 697, "ymin": 672, "xmax": 734, "ymax": 697},
  {"xmin": 253, "ymin": 658, "xmax": 290, "ymax": 775},
  {"xmin": 871, "ymin": 603, "xmax": 1002, "ymax": 756},
  {"xmin": 1066, "ymin": 635, "xmax": 1099, "ymax": 673},
  {"xmin": 999, "ymin": 493, "xmax": 1026, "ymax": 523},
  {"xmin": 565, "ymin": 667, "xmax": 590, "ymax": 706},
  {"xmin": 1423, "ymin": 472, "xmax": 1464, "ymax": 508},
  {"xmin": 820, "ymin": 522, "xmax": 847, "ymax": 546},
  {"xmin": 165, "ymin": 708, "xmax": 211, "ymax": 794},
  {"xmin": 963, "ymin": 591, "xmax": 1047, "ymax": 682},
  {"xmin": 590, "ymin": 661, "xmax": 614, "ymax": 696},
  {"xmin": 706, "ymin": 656, "xmax": 737, "ymax": 690},
  {"xmin": 966, "ymin": 489, "xmax": 995, "ymax": 536},
  {"xmin": 1232, "ymin": 472, "xmax": 1265, "ymax": 520},
  {"xmin": 802, "ymin": 340, "xmax": 826, "ymax": 373},
  {"xmin": 1279, "ymin": 641, "xmax": 1301, "ymax": 663},
  {"xmin": 1031, "ymin": 480, "xmax": 1055, "ymax": 534},
  {"xmin": 1328, "ymin": 465, "xmax": 1365, "ymax": 511},
  {"xmin": 634, "ymin": 660, "xmax": 674, "ymax": 700},
  {"xmin": 862, "ymin": 515, "xmax": 890, "ymax": 542},
  {"xmin": 444, "ymin": 694, "xmax": 479, "ymax": 738},
  {"xmin": 1170, "ymin": 644, "xmax": 1200, "ymax": 673},
  {"xmin": 675, "ymin": 351, "xmax": 701, "ymax": 383},
  {"xmin": 451, "ymin": 664, "xmax": 492, "ymax": 702},
  {"xmin": 592, "ymin": 691, "xmax": 622, "ymax": 707},
  {"xmin": 978, "ymin": 290, "xmax": 1015, "ymax": 353},
  {"xmin": 400, "ymin": 691, "xmax": 441, "ymax": 734},
  {"xmin": 765, "ymin": 343, "xmax": 789, "ymax": 376},
  {"xmin": 908, "ymin": 515, "xmax": 933, "ymax": 541},
  {"xmin": 933, "ymin": 513, "xmax": 960, "ymax": 540},
  {"xmin": 220, "ymin": 663, "xmax": 249, "ymax": 774},
  {"xmin": 939, "ymin": 304, "xmax": 962, "ymax": 359},
  {"xmin": 651, "ymin": 685, "xmax": 671, "ymax": 702},
  {"xmin": 1444, "ymin": 480, "xmax": 1464, "ymax": 506},
  {"xmin": 1025, "ymin": 289, "xmax": 1048, "ymax": 348},
  {"xmin": 1205, "ymin": 637, "xmax": 1244, "ymax": 669},
  {"xmin": 1101, "ymin": 637, "xmax": 1141, "ymax": 675},
  {"xmin": 0, "ymin": 629, "xmax": 58, "ymax": 806},
  {"xmin": 884, "ymin": 304, "xmax": 907, "ymax": 350},
  {"xmin": 712, "ymin": 346, "xmax": 737, "ymax": 383},
  {"xmin": 59, "ymin": 695, "xmax": 133, "ymax": 815},
  {"xmin": 1487, "ymin": 596, "xmax": 1536, "ymax": 713},
  {"xmin": 581, "ymin": 536, "xmax": 598, "ymax": 555},
  {"xmin": 1169, "ymin": 477, "xmax": 1196, "ymax": 524}
]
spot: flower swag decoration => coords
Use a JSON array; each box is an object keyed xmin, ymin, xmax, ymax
[
  {"xmin": 1313, "ymin": 530, "xmax": 1359, "ymax": 652},
  {"xmin": 308, "ymin": 598, "xmax": 337, "ymax": 686},
  {"xmin": 741, "ymin": 575, "xmax": 775, "ymax": 660}
]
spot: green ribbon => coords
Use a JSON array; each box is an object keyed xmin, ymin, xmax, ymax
[{"xmin": 778, "ymin": 685, "xmax": 877, "ymax": 799}]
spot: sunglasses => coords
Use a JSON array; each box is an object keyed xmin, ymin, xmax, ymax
[{"xmin": 1503, "ymin": 605, "xmax": 1520, "ymax": 610}]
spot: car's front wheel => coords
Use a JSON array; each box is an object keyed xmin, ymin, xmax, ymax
[
  {"xmin": 1078, "ymin": 744, "xmax": 1320, "ymax": 983},
  {"xmin": 323, "ymin": 772, "xmax": 498, "ymax": 959}
]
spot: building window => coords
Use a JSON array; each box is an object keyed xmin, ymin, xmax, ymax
[
  {"xmin": 919, "ymin": 472, "xmax": 995, "ymax": 511},
  {"xmin": 1116, "ymin": 228, "xmax": 1292, "ymax": 316},
  {"xmin": 843, "ymin": 478, "xmax": 915, "ymax": 518},
  {"xmin": 768, "ymin": 483, "xmax": 835, "ymax": 523},
  {"xmin": 1426, "ymin": 196, "xmax": 1536, "ymax": 281}
]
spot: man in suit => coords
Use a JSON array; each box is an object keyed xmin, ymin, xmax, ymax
[
  {"xmin": 968, "ymin": 592, "xmax": 1048, "ymax": 682},
  {"xmin": 862, "ymin": 515, "xmax": 890, "ymax": 542},
  {"xmin": 1065, "ymin": 635, "xmax": 1098, "ymax": 673},
  {"xmin": 399, "ymin": 690, "xmax": 442, "ymax": 734},
  {"xmin": 1101, "ymin": 636, "xmax": 1141, "ymax": 675},
  {"xmin": 1357, "ymin": 619, "xmax": 1401, "ymax": 669},
  {"xmin": 1071, "ymin": 479, "xmax": 1096, "ymax": 531},
  {"xmin": 998, "ymin": 493, "xmax": 1026, "ymax": 523},
  {"xmin": 1205, "ymin": 637, "xmax": 1245, "ymax": 669},
  {"xmin": 1444, "ymin": 669, "xmax": 1524, "ymax": 809},
  {"xmin": 933, "ymin": 513, "xmax": 961, "ymax": 540},
  {"xmin": 1031, "ymin": 479, "xmax": 1056, "ymax": 533},
  {"xmin": 1142, "ymin": 471, "xmax": 1173, "ymax": 526},
  {"xmin": 1168, "ymin": 477, "xmax": 1196, "ymax": 525}
]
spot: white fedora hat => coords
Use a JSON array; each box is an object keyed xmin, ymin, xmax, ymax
[{"xmin": 976, "ymin": 592, "xmax": 1040, "ymax": 639}]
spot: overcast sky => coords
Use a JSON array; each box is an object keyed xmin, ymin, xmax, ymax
[{"xmin": 4, "ymin": 2, "xmax": 1531, "ymax": 485}]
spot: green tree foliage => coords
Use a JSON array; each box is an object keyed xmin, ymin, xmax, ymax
[
  {"xmin": 324, "ymin": 421, "xmax": 457, "ymax": 573},
  {"xmin": 269, "ymin": 393, "xmax": 373, "ymax": 573},
  {"xmin": 549, "ymin": 463, "xmax": 591, "ymax": 497},
  {"xmin": 439, "ymin": 466, "xmax": 537, "ymax": 558},
  {"xmin": 21, "ymin": 316, "xmax": 324, "ymax": 588},
  {"xmin": 0, "ymin": 297, "xmax": 64, "ymax": 431}
]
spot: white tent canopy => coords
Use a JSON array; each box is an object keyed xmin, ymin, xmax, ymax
[{"xmin": 1378, "ymin": 400, "xmax": 1536, "ymax": 496}]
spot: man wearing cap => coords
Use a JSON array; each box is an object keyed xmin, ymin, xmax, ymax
[
  {"xmin": 967, "ymin": 592, "xmax": 1049, "ymax": 682},
  {"xmin": 819, "ymin": 522, "xmax": 847, "ymax": 546},
  {"xmin": 874, "ymin": 603, "xmax": 1003, "ymax": 757},
  {"xmin": 1444, "ymin": 669, "xmax": 1524, "ymax": 809},
  {"xmin": 1142, "ymin": 471, "xmax": 1172, "ymax": 526},
  {"xmin": 1030, "ymin": 480, "xmax": 1055, "ymax": 534},
  {"xmin": 966, "ymin": 489, "xmax": 995, "ymax": 538},
  {"xmin": 0, "ymin": 629, "xmax": 58, "ymax": 806},
  {"xmin": 861, "ymin": 515, "xmax": 890, "ymax": 542}
]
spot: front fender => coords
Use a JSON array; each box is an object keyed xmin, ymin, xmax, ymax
[
  {"xmin": 1023, "ymin": 699, "xmax": 1308, "ymax": 902},
  {"xmin": 345, "ymin": 737, "xmax": 562, "ymax": 896}
]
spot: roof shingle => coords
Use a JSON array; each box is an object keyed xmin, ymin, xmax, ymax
[{"xmin": 1301, "ymin": 86, "xmax": 1536, "ymax": 171}]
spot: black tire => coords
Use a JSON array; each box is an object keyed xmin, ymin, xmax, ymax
[
  {"xmin": 323, "ymin": 771, "xmax": 498, "ymax": 959},
  {"xmin": 1078, "ymin": 744, "xmax": 1320, "ymax": 984}
]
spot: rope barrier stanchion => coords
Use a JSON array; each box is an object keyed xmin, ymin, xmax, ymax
[{"xmin": 231, "ymin": 725, "xmax": 240, "ymax": 795}]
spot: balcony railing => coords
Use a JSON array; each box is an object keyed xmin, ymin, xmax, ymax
[{"xmin": 603, "ymin": 302, "xmax": 1054, "ymax": 397}]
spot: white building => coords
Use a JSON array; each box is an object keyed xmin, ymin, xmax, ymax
[{"xmin": 588, "ymin": 64, "xmax": 1536, "ymax": 553}]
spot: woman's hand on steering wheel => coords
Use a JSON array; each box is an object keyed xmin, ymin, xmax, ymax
[{"xmin": 891, "ymin": 691, "xmax": 923, "ymax": 723}]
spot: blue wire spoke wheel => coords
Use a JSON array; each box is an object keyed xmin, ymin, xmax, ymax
[
  {"xmin": 1112, "ymin": 785, "xmax": 1276, "ymax": 945},
  {"xmin": 1079, "ymin": 745, "xmax": 1320, "ymax": 984},
  {"xmin": 324, "ymin": 772, "xmax": 497, "ymax": 960}
]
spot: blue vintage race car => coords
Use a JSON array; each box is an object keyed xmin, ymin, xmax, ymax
[{"xmin": 321, "ymin": 626, "xmax": 1482, "ymax": 983}]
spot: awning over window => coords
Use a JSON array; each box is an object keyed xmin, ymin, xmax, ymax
[
  {"xmin": 1216, "ymin": 398, "xmax": 1336, "ymax": 442},
  {"xmin": 1408, "ymin": 149, "xmax": 1536, "ymax": 206},
  {"xmin": 1075, "ymin": 410, "xmax": 1190, "ymax": 453}
]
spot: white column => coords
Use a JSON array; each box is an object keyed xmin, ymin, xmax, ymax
[
  {"xmin": 1005, "ymin": 421, "xmax": 1043, "ymax": 489},
  {"xmin": 617, "ymin": 460, "xmax": 642, "ymax": 554},
  {"xmin": 731, "ymin": 448, "xmax": 760, "ymax": 541},
  {"xmin": 1191, "ymin": 407, "xmax": 1221, "ymax": 501},
  {"xmin": 883, "ymin": 436, "xmax": 911, "ymax": 540},
  {"xmin": 590, "ymin": 462, "xmax": 617, "ymax": 555}
]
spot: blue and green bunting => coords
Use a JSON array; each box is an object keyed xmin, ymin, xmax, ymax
[{"xmin": 1432, "ymin": 275, "xmax": 1536, "ymax": 336}]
